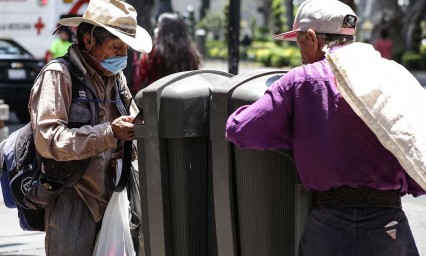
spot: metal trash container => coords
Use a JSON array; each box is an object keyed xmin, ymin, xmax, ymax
[
  {"xmin": 211, "ymin": 69, "xmax": 313, "ymax": 256},
  {"xmin": 134, "ymin": 70, "xmax": 233, "ymax": 256}
]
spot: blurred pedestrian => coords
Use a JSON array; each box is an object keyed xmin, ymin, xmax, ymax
[
  {"xmin": 45, "ymin": 26, "xmax": 73, "ymax": 62},
  {"xmin": 226, "ymin": 0, "xmax": 422, "ymax": 255},
  {"xmin": 131, "ymin": 12, "xmax": 202, "ymax": 96},
  {"xmin": 373, "ymin": 28, "xmax": 393, "ymax": 60}
]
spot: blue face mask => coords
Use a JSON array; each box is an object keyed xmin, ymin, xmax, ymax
[{"xmin": 100, "ymin": 55, "xmax": 128, "ymax": 74}]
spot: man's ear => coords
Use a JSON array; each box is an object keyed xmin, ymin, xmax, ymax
[
  {"xmin": 83, "ymin": 34, "xmax": 93, "ymax": 50},
  {"xmin": 306, "ymin": 29, "xmax": 320, "ymax": 51}
]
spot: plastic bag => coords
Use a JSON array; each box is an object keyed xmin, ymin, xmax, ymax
[
  {"xmin": 128, "ymin": 163, "xmax": 142, "ymax": 252},
  {"xmin": 93, "ymin": 159, "xmax": 135, "ymax": 256}
]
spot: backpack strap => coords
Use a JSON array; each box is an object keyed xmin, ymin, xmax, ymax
[
  {"xmin": 108, "ymin": 77, "xmax": 134, "ymax": 192},
  {"xmin": 14, "ymin": 123, "xmax": 36, "ymax": 174},
  {"xmin": 115, "ymin": 72, "xmax": 137, "ymax": 115},
  {"xmin": 56, "ymin": 56, "xmax": 99, "ymax": 126},
  {"xmin": 114, "ymin": 79, "xmax": 129, "ymax": 116},
  {"xmin": 0, "ymin": 139, "xmax": 6, "ymax": 180}
]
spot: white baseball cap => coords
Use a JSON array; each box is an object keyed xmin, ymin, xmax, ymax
[
  {"xmin": 273, "ymin": 0, "xmax": 357, "ymax": 41},
  {"xmin": 59, "ymin": 0, "xmax": 152, "ymax": 53}
]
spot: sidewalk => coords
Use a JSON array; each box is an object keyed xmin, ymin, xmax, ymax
[
  {"xmin": 0, "ymin": 190, "xmax": 45, "ymax": 255},
  {"xmin": 403, "ymin": 195, "xmax": 426, "ymax": 255}
]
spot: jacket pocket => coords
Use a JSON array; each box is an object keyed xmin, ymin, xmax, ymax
[
  {"xmin": 24, "ymin": 178, "xmax": 64, "ymax": 208},
  {"xmin": 68, "ymin": 101, "xmax": 91, "ymax": 127},
  {"xmin": 365, "ymin": 212, "xmax": 419, "ymax": 256}
]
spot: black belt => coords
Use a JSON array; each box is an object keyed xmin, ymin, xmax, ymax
[{"xmin": 313, "ymin": 186, "xmax": 401, "ymax": 208}]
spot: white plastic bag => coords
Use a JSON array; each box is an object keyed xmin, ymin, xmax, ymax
[{"xmin": 93, "ymin": 159, "xmax": 135, "ymax": 256}]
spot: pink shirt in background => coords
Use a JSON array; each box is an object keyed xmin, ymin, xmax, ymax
[{"xmin": 374, "ymin": 39, "xmax": 393, "ymax": 59}]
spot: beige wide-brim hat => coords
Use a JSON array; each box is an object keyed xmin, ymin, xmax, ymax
[{"xmin": 59, "ymin": 0, "xmax": 152, "ymax": 53}]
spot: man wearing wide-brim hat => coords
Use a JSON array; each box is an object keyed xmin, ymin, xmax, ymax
[{"xmin": 28, "ymin": 0, "xmax": 152, "ymax": 255}]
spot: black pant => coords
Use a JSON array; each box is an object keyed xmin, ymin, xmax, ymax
[{"xmin": 298, "ymin": 207, "xmax": 419, "ymax": 256}]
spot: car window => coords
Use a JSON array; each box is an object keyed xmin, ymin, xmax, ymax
[{"xmin": 0, "ymin": 39, "xmax": 31, "ymax": 56}]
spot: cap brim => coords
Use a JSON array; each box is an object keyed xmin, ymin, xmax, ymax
[
  {"xmin": 59, "ymin": 17, "xmax": 152, "ymax": 53},
  {"xmin": 273, "ymin": 30, "xmax": 297, "ymax": 41}
]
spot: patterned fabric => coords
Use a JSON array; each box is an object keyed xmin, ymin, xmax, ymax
[{"xmin": 314, "ymin": 186, "xmax": 401, "ymax": 208}]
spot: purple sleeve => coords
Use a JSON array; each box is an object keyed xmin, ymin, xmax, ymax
[
  {"xmin": 407, "ymin": 177, "xmax": 426, "ymax": 197},
  {"xmin": 225, "ymin": 75, "xmax": 293, "ymax": 150}
]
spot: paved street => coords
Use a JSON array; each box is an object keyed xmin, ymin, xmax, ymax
[
  {"xmin": 404, "ymin": 195, "xmax": 426, "ymax": 255},
  {"xmin": 1, "ymin": 61, "xmax": 426, "ymax": 255},
  {"xmin": 0, "ymin": 200, "xmax": 45, "ymax": 255}
]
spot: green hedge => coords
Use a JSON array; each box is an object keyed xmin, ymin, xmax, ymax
[
  {"xmin": 207, "ymin": 40, "xmax": 426, "ymax": 70},
  {"xmin": 206, "ymin": 40, "xmax": 301, "ymax": 68},
  {"xmin": 401, "ymin": 51, "xmax": 426, "ymax": 70}
]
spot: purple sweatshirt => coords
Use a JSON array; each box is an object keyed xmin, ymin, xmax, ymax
[{"xmin": 226, "ymin": 56, "xmax": 425, "ymax": 196}]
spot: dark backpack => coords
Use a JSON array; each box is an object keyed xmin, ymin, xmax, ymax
[
  {"xmin": 1, "ymin": 123, "xmax": 45, "ymax": 230},
  {"xmin": 0, "ymin": 56, "xmax": 129, "ymax": 231}
]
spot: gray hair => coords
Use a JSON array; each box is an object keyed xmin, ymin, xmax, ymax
[
  {"xmin": 316, "ymin": 33, "xmax": 356, "ymax": 50},
  {"xmin": 76, "ymin": 22, "xmax": 118, "ymax": 47}
]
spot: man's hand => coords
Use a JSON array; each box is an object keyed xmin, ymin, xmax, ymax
[{"xmin": 111, "ymin": 115, "xmax": 135, "ymax": 141}]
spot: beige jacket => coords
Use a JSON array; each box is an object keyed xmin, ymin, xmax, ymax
[{"xmin": 29, "ymin": 45, "xmax": 138, "ymax": 222}]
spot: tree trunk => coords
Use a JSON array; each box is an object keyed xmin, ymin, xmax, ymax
[
  {"xmin": 403, "ymin": 0, "xmax": 426, "ymax": 52},
  {"xmin": 228, "ymin": 0, "xmax": 241, "ymax": 74},
  {"xmin": 157, "ymin": 0, "xmax": 173, "ymax": 20},
  {"xmin": 284, "ymin": 0, "xmax": 293, "ymax": 31},
  {"xmin": 200, "ymin": 0, "xmax": 210, "ymax": 20},
  {"xmin": 261, "ymin": 0, "xmax": 273, "ymax": 30},
  {"xmin": 126, "ymin": 0, "xmax": 155, "ymax": 35}
]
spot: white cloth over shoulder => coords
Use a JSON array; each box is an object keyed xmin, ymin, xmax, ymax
[{"xmin": 326, "ymin": 42, "xmax": 426, "ymax": 191}]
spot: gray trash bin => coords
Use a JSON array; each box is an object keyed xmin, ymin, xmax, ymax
[
  {"xmin": 134, "ymin": 70, "xmax": 233, "ymax": 256},
  {"xmin": 211, "ymin": 69, "xmax": 313, "ymax": 256}
]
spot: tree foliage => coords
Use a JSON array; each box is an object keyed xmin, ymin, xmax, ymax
[{"xmin": 196, "ymin": 11, "xmax": 226, "ymax": 40}]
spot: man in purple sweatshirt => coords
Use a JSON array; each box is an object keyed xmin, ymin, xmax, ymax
[{"xmin": 226, "ymin": 0, "xmax": 423, "ymax": 255}]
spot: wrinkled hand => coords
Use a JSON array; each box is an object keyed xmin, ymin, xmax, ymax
[{"xmin": 111, "ymin": 115, "xmax": 135, "ymax": 141}]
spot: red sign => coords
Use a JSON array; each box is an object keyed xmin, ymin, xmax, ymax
[{"xmin": 34, "ymin": 17, "xmax": 45, "ymax": 35}]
